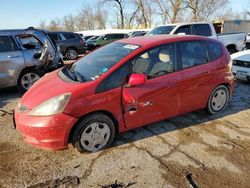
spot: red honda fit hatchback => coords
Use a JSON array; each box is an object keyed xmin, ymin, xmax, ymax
[{"xmin": 14, "ymin": 35, "xmax": 234, "ymax": 152}]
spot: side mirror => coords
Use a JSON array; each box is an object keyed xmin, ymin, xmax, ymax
[
  {"xmin": 127, "ymin": 73, "xmax": 146, "ymax": 87},
  {"xmin": 33, "ymin": 50, "xmax": 42, "ymax": 59}
]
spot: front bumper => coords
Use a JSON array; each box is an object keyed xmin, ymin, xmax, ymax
[
  {"xmin": 14, "ymin": 111, "xmax": 78, "ymax": 150},
  {"xmin": 232, "ymin": 66, "xmax": 250, "ymax": 81}
]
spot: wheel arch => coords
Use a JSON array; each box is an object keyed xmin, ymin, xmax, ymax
[
  {"xmin": 226, "ymin": 44, "xmax": 237, "ymax": 53},
  {"xmin": 205, "ymin": 82, "xmax": 231, "ymax": 108},
  {"xmin": 68, "ymin": 110, "xmax": 119, "ymax": 143},
  {"xmin": 16, "ymin": 66, "xmax": 42, "ymax": 85}
]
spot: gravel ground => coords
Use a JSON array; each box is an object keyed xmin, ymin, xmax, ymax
[{"xmin": 0, "ymin": 80, "xmax": 250, "ymax": 188}]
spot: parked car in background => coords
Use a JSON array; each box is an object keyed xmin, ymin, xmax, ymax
[
  {"xmin": 0, "ymin": 28, "xmax": 62, "ymax": 92},
  {"xmin": 82, "ymin": 35, "xmax": 94, "ymax": 41},
  {"xmin": 15, "ymin": 35, "xmax": 233, "ymax": 152},
  {"xmin": 246, "ymin": 33, "xmax": 250, "ymax": 49},
  {"xmin": 85, "ymin": 35, "xmax": 100, "ymax": 51},
  {"xmin": 128, "ymin": 31, "xmax": 147, "ymax": 37},
  {"xmin": 147, "ymin": 22, "xmax": 247, "ymax": 54},
  {"xmin": 231, "ymin": 50, "xmax": 250, "ymax": 81},
  {"xmin": 92, "ymin": 33, "xmax": 128, "ymax": 49},
  {"xmin": 48, "ymin": 31, "xmax": 86, "ymax": 60}
]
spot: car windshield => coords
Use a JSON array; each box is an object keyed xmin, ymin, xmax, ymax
[
  {"xmin": 147, "ymin": 25, "xmax": 176, "ymax": 35},
  {"xmin": 69, "ymin": 42, "xmax": 140, "ymax": 82}
]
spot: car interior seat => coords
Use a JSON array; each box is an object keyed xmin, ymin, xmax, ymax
[
  {"xmin": 149, "ymin": 49, "xmax": 174, "ymax": 76},
  {"xmin": 132, "ymin": 52, "xmax": 150, "ymax": 74}
]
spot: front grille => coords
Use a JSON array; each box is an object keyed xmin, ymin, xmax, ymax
[{"xmin": 233, "ymin": 60, "xmax": 250, "ymax": 68}]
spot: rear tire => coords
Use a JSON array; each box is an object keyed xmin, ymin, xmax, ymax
[
  {"xmin": 17, "ymin": 68, "xmax": 42, "ymax": 93},
  {"xmin": 72, "ymin": 113, "xmax": 116, "ymax": 153},
  {"xmin": 207, "ymin": 85, "xmax": 230, "ymax": 115},
  {"xmin": 65, "ymin": 48, "xmax": 78, "ymax": 60}
]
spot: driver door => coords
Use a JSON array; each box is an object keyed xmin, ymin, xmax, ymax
[{"xmin": 122, "ymin": 43, "xmax": 182, "ymax": 129}]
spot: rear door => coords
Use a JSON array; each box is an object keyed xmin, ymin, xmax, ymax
[
  {"xmin": 122, "ymin": 43, "xmax": 182, "ymax": 129},
  {"xmin": 0, "ymin": 35, "xmax": 24, "ymax": 88},
  {"xmin": 177, "ymin": 40, "xmax": 214, "ymax": 113}
]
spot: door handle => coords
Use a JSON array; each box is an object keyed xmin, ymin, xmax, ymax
[{"xmin": 8, "ymin": 55, "xmax": 20, "ymax": 58}]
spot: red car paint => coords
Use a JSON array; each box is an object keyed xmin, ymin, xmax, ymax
[{"xmin": 14, "ymin": 35, "xmax": 234, "ymax": 150}]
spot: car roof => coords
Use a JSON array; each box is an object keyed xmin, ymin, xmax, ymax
[
  {"xmin": 154, "ymin": 21, "xmax": 210, "ymax": 27},
  {"xmin": 118, "ymin": 35, "xmax": 209, "ymax": 47}
]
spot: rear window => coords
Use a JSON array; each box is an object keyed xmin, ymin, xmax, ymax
[
  {"xmin": 204, "ymin": 40, "xmax": 223, "ymax": 62},
  {"xmin": 193, "ymin": 24, "xmax": 212, "ymax": 36},
  {"xmin": 63, "ymin": 33, "xmax": 77, "ymax": 40}
]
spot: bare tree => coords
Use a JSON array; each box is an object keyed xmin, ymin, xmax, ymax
[
  {"xmin": 38, "ymin": 20, "xmax": 47, "ymax": 29},
  {"xmin": 133, "ymin": 0, "xmax": 153, "ymax": 28},
  {"xmin": 63, "ymin": 14, "xmax": 76, "ymax": 31},
  {"xmin": 154, "ymin": 0, "xmax": 182, "ymax": 23},
  {"xmin": 184, "ymin": 0, "xmax": 229, "ymax": 21},
  {"xmin": 47, "ymin": 18, "xmax": 63, "ymax": 31},
  {"xmin": 95, "ymin": 6, "xmax": 107, "ymax": 29},
  {"xmin": 103, "ymin": 0, "xmax": 125, "ymax": 29}
]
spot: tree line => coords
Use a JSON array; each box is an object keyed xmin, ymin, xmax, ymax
[{"xmin": 38, "ymin": 0, "xmax": 250, "ymax": 31}]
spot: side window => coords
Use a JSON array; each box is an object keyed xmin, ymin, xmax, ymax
[
  {"xmin": 63, "ymin": 33, "xmax": 77, "ymax": 40},
  {"xmin": 113, "ymin": 34, "xmax": 125, "ymax": 39},
  {"xmin": 19, "ymin": 35, "xmax": 42, "ymax": 49},
  {"xmin": 48, "ymin": 33, "xmax": 60, "ymax": 42},
  {"xmin": 175, "ymin": 25, "xmax": 191, "ymax": 35},
  {"xmin": 96, "ymin": 63, "xmax": 130, "ymax": 93},
  {"xmin": 0, "ymin": 36, "xmax": 17, "ymax": 52},
  {"xmin": 193, "ymin": 24, "xmax": 212, "ymax": 36},
  {"xmin": 132, "ymin": 43, "xmax": 176, "ymax": 78},
  {"xmin": 103, "ymin": 35, "xmax": 110, "ymax": 40},
  {"xmin": 204, "ymin": 40, "xmax": 223, "ymax": 62},
  {"xmin": 0, "ymin": 36, "xmax": 12, "ymax": 53},
  {"xmin": 178, "ymin": 41, "xmax": 207, "ymax": 69}
]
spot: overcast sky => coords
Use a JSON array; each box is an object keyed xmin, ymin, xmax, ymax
[{"xmin": 0, "ymin": 0, "xmax": 249, "ymax": 29}]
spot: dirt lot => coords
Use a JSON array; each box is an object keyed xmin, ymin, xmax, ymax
[{"xmin": 0, "ymin": 80, "xmax": 250, "ymax": 188}]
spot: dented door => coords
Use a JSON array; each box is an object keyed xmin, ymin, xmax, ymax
[{"xmin": 122, "ymin": 72, "xmax": 181, "ymax": 129}]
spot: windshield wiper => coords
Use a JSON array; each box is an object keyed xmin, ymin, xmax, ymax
[
  {"xmin": 65, "ymin": 65, "xmax": 85, "ymax": 82},
  {"xmin": 70, "ymin": 70, "xmax": 86, "ymax": 82}
]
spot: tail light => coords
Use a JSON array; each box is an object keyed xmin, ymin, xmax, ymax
[{"xmin": 80, "ymin": 39, "xmax": 85, "ymax": 45}]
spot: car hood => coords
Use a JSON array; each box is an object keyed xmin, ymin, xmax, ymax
[
  {"xmin": 21, "ymin": 69, "xmax": 90, "ymax": 109},
  {"xmin": 231, "ymin": 50, "xmax": 250, "ymax": 62}
]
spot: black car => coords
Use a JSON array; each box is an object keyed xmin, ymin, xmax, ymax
[
  {"xmin": 128, "ymin": 31, "xmax": 147, "ymax": 37},
  {"xmin": 48, "ymin": 31, "xmax": 86, "ymax": 60}
]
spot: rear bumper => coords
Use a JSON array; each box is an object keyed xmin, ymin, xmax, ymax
[{"xmin": 14, "ymin": 111, "xmax": 78, "ymax": 150}]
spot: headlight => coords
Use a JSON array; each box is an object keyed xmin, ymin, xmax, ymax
[{"xmin": 28, "ymin": 93, "xmax": 71, "ymax": 116}]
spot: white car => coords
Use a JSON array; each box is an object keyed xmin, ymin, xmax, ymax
[{"xmin": 231, "ymin": 50, "xmax": 250, "ymax": 81}]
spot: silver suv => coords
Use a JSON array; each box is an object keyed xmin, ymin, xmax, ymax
[{"xmin": 0, "ymin": 28, "xmax": 62, "ymax": 92}]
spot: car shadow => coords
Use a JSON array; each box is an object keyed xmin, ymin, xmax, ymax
[
  {"xmin": 0, "ymin": 81, "xmax": 249, "ymax": 150},
  {"xmin": 112, "ymin": 80, "xmax": 250, "ymax": 148}
]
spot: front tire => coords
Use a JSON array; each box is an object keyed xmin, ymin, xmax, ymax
[
  {"xmin": 17, "ymin": 68, "xmax": 41, "ymax": 93},
  {"xmin": 207, "ymin": 85, "xmax": 230, "ymax": 114},
  {"xmin": 72, "ymin": 113, "xmax": 116, "ymax": 153}
]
